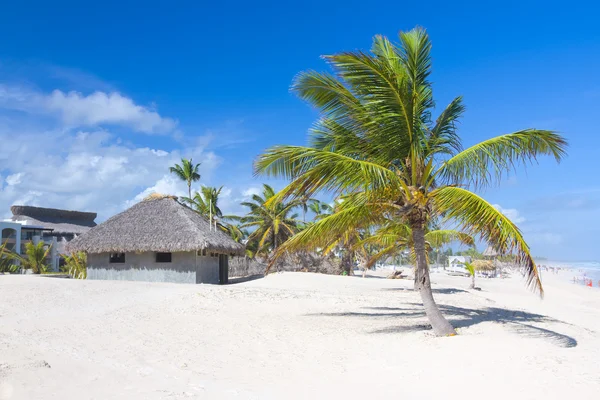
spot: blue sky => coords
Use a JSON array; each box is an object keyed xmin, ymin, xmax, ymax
[{"xmin": 0, "ymin": 1, "xmax": 598, "ymax": 260}]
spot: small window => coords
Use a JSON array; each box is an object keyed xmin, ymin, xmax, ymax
[
  {"xmin": 109, "ymin": 253, "xmax": 125, "ymax": 263},
  {"xmin": 156, "ymin": 252, "xmax": 172, "ymax": 263},
  {"xmin": 197, "ymin": 249, "xmax": 207, "ymax": 256}
]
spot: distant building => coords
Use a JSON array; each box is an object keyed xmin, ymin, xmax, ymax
[
  {"xmin": 1, "ymin": 205, "xmax": 97, "ymax": 271},
  {"xmin": 447, "ymin": 256, "xmax": 472, "ymax": 275}
]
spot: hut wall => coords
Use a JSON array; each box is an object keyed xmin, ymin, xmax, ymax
[
  {"xmin": 87, "ymin": 252, "xmax": 220, "ymax": 284},
  {"xmin": 195, "ymin": 255, "xmax": 219, "ymax": 284}
]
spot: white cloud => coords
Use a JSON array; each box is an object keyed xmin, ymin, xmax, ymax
[
  {"xmin": 5, "ymin": 173, "xmax": 23, "ymax": 186},
  {"xmin": 0, "ymin": 127, "xmax": 221, "ymax": 221},
  {"xmin": 0, "ymin": 84, "xmax": 177, "ymax": 134},
  {"xmin": 493, "ymin": 204, "xmax": 525, "ymax": 224},
  {"xmin": 242, "ymin": 186, "xmax": 261, "ymax": 198}
]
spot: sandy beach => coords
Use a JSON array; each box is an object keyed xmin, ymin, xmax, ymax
[{"xmin": 1, "ymin": 271, "xmax": 599, "ymax": 400}]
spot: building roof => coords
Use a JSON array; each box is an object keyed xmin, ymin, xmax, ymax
[
  {"xmin": 482, "ymin": 246, "xmax": 499, "ymax": 257},
  {"xmin": 10, "ymin": 205, "xmax": 97, "ymax": 235},
  {"xmin": 67, "ymin": 195, "xmax": 245, "ymax": 255}
]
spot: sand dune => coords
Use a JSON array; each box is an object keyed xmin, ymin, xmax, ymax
[{"xmin": 1, "ymin": 272, "xmax": 599, "ymax": 399}]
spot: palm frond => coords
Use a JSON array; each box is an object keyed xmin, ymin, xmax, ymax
[
  {"xmin": 439, "ymin": 130, "xmax": 568, "ymax": 188},
  {"xmin": 425, "ymin": 229, "xmax": 475, "ymax": 248},
  {"xmin": 431, "ymin": 186, "xmax": 543, "ymax": 296},
  {"xmin": 427, "ymin": 96, "xmax": 465, "ymax": 156},
  {"xmin": 255, "ymin": 146, "xmax": 402, "ymax": 202}
]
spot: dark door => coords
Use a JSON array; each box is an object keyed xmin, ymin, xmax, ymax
[{"xmin": 218, "ymin": 254, "xmax": 229, "ymax": 284}]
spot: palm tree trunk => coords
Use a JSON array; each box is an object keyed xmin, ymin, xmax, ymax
[
  {"xmin": 188, "ymin": 184, "xmax": 192, "ymax": 201},
  {"xmin": 340, "ymin": 249, "xmax": 354, "ymax": 276},
  {"xmin": 412, "ymin": 225, "xmax": 456, "ymax": 336}
]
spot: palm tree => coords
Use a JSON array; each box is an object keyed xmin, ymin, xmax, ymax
[
  {"xmin": 238, "ymin": 184, "xmax": 302, "ymax": 257},
  {"xmin": 63, "ymin": 251, "xmax": 87, "ymax": 279},
  {"xmin": 184, "ymin": 186, "xmax": 224, "ymax": 218},
  {"xmin": 308, "ymin": 200, "xmax": 333, "ymax": 220},
  {"xmin": 464, "ymin": 262, "xmax": 476, "ymax": 289},
  {"xmin": 0, "ymin": 242, "xmax": 19, "ymax": 273},
  {"xmin": 8, "ymin": 241, "xmax": 52, "ymax": 274},
  {"xmin": 255, "ymin": 27, "xmax": 567, "ymax": 336},
  {"xmin": 169, "ymin": 158, "xmax": 201, "ymax": 199},
  {"xmin": 183, "ymin": 185, "xmax": 247, "ymax": 242}
]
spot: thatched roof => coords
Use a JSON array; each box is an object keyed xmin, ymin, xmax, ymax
[
  {"xmin": 11, "ymin": 205, "xmax": 97, "ymax": 235},
  {"xmin": 482, "ymin": 246, "xmax": 499, "ymax": 257},
  {"xmin": 472, "ymin": 260, "xmax": 496, "ymax": 271},
  {"xmin": 67, "ymin": 195, "xmax": 245, "ymax": 255}
]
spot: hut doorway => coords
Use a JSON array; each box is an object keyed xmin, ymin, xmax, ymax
[{"xmin": 218, "ymin": 254, "xmax": 229, "ymax": 284}]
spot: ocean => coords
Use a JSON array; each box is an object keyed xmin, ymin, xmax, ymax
[{"xmin": 543, "ymin": 260, "xmax": 600, "ymax": 287}]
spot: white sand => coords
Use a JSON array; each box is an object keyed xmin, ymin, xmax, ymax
[{"xmin": 1, "ymin": 271, "xmax": 599, "ymax": 400}]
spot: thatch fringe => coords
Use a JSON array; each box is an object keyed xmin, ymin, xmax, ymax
[{"xmin": 67, "ymin": 196, "xmax": 245, "ymax": 255}]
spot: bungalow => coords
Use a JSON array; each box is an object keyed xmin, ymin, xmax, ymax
[{"xmin": 67, "ymin": 194, "xmax": 245, "ymax": 284}]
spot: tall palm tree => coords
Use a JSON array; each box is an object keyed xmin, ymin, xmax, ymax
[
  {"xmin": 169, "ymin": 158, "xmax": 201, "ymax": 199},
  {"xmin": 238, "ymin": 184, "xmax": 302, "ymax": 257},
  {"xmin": 183, "ymin": 185, "xmax": 246, "ymax": 242},
  {"xmin": 184, "ymin": 186, "xmax": 224, "ymax": 218},
  {"xmin": 255, "ymin": 27, "xmax": 567, "ymax": 336}
]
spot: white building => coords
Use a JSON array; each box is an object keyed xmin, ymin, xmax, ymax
[
  {"xmin": 0, "ymin": 220, "xmax": 58, "ymax": 271},
  {"xmin": 447, "ymin": 256, "xmax": 472, "ymax": 275},
  {"xmin": 1, "ymin": 205, "xmax": 97, "ymax": 272}
]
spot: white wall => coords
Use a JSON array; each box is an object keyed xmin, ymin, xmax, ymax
[{"xmin": 88, "ymin": 251, "xmax": 222, "ymax": 284}]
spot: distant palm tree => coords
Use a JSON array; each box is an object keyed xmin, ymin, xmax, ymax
[
  {"xmin": 183, "ymin": 185, "xmax": 246, "ymax": 242},
  {"xmin": 0, "ymin": 242, "xmax": 19, "ymax": 273},
  {"xmin": 255, "ymin": 27, "xmax": 567, "ymax": 335},
  {"xmin": 308, "ymin": 200, "xmax": 333, "ymax": 220},
  {"xmin": 169, "ymin": 158, "xmax": 201, "ymax": 199},
  {"xmin": 238, "ymin": 184, "xmax": 301, "ymax": 257},
  {"xmin": 464, "ymin": 262, "xmax": 476, "ymax": 289},
  {"xmin": 8, "ymin": 241, "xmax": 52, "ymax": 274},
  {"xmin": 184, "ymin": 186, "xmax": 224, "ymax": 218},
  {"xmin": 63, "ymin": 251, "xmax": 87, "ymax": 279}
]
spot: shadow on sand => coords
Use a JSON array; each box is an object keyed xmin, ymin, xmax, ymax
[
  {"xmin": 227, "ymin": 274, "xmax": 265, "ymax": 285},
  {"xmin": 308, "ymin": 303, "xmax": 577, "ymax": 348},
  {"xmin": 382, "ymin": 287, "xmax": 469, "ymax": 295}
]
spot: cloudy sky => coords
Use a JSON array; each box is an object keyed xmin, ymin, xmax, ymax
[{"xmin": 1, "ymin": 1, "xmax": 599, "ymax": 261}]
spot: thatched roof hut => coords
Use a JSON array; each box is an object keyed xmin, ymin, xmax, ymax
[
  {"xmin": 67, "ymin": 195, "xmax": 245, "ymax": 255},
  {"xmin": 11, "ymin": 205, "xmax": 97, "ymax": 235},
  {"xmin": 472, "ymin": 259, "xmax": 496, "ymax": 271},
  {"xmin": 482, "ymin": 246, "xmax": 499, "ymax": 258}
]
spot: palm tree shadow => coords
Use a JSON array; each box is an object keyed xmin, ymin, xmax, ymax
[
  {"xmin": 315, "ymin": 304, "xmax": 578, "ymax": 348},
  {"xmin": 381, "ymin": 287, "xmax": 469, "ymax": 294}
]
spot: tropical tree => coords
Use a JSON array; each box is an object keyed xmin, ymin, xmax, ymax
[
  {"xmin": 238, "ymin": 184, "xmax": 302, "ymax": 257},
  {"xmin": 169, "ymin": 158, "xmax": 201, "ymax": 199},
  {"xmin": 183, "ymin": 185, "xmax": 247, "ymax": 243},
  {"xmin": 8, "ymin": 241, "xmax": 52, "ymax": 274},
  {"xmin": 309, "ymin": 200, "xmax": 333, "ymax": 220},
  {"xmin": 464, "ymin": 262, "xmax": 476, "ymax": 289},
  {"xmin": 255, "ymin": 27, "xmax": 567, "ymax": 336},
  {"xmin": 184, "ymin": 185, "xmax": 224, "ymax": 218},
  {"xmin": 0, "ymin": 242, "xmax": 19, "ymax": 273},
  {"xmin": 63, "ymin": 251, "xmax": 87, "ymax": 279}
]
